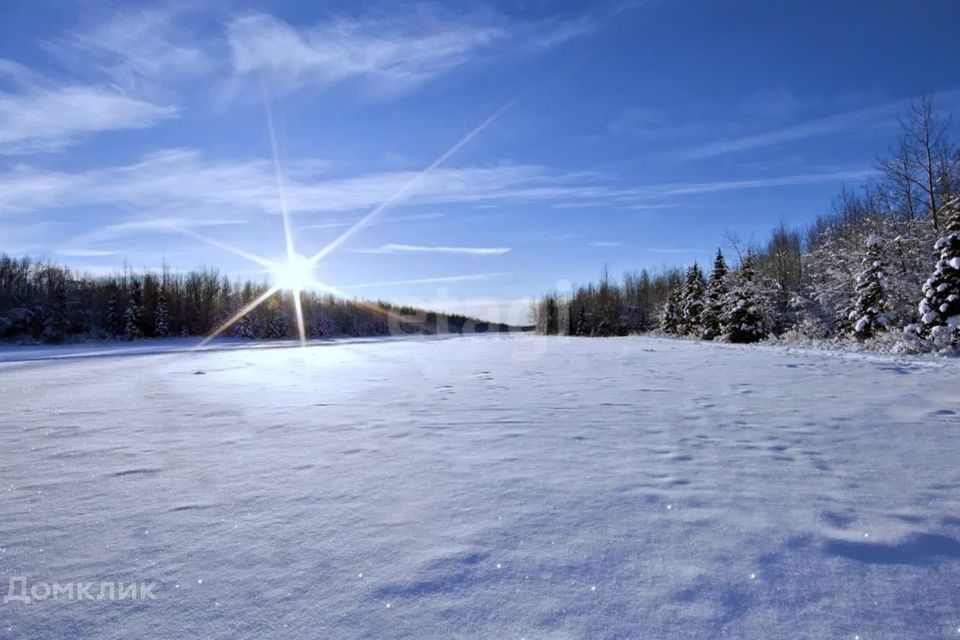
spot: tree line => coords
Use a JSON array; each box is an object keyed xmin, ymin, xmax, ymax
[
  {"xmin": 0, "ymin": 260, "xmax": 515, "ymax": 344},
  {"xmin": 534, "ymin": 97, "xmax": 960, "ymax": 353}
]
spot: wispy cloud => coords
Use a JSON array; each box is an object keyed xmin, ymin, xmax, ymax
[
  {"xmin": 356, "ymin": 243, "xmax": 511, "ymax": 256},
  {"xmin": 299, "ymin": 212, "xmax": 444, "ymax": 231},
  {"xmin": 0, "ymin": 85, "xmax": 176, "ymax": 154},
  {"xmin": 1, "ymin": 148, "xmax": 879, "ymax": 221},
  {"xmin": 339, "ymin": 272, "xmax": 511, "ymax": 290},
  {"xmin": 0, "ymin": 219, "xmax": 68, "ymax": 255},
  {"xmin": 639, "ymin": 169, "xmax": 878, "ymax": 196},
  {"xmin": 43, "ymin": 8, "xmax": 211, "ymax": 97},
  {"xmin": 0, "ymin": 166, "xmax": 81, "ymax": 212},
  {"xmin": 588, "ymin": 241, "xmax": 622, "ymax": 247},
  {"xmin": 56, "ymin": 248, "xmax": 117, "ymax": 257},
  {"xmin": 0, "ymin": 8, "xmax": 198, "ymax": 155},
  {"xmin": 227, "ymin": 7, "xmax": 594, "ymax": 97},
  {"xmin": 627, "ymin": 203, "xmax": 681, "ymax": 210},
  {"xmin": 228, "ymin": 10, "xmax": 499, "ymax": 96},
  {"xmin": 677, "ymin": 97, "xmax": 926, "ymax": 160},
  {"xmin": 618, "ymin": 89, "xmax": 960, "ymax": 161},
  {"xmin": 0, "ymin": 150, "xmax": 555, "ymax": 215},
  {"xmin": 60, "ymin": 217, "xmax": 248, "ymax": 257}
]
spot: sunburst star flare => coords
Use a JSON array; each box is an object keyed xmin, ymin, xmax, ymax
[{"xmin": 188, "ymin": 97, "xmax": 514, "ymax": 349}]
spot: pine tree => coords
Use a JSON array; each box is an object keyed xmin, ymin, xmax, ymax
[
  {"xmin": 268, "ymin": 309, "xmax": 290, "ymax": 339},
  {"xmin": 154, "ymin": 287, "xmax": 170, "ymax": 338},
  {"xmin": 543, "ymin": 297, "xmax": 559, "ymax": 335},
  {"xmin": 678, "ymin": 263, "xmax": 706, "ymax": 336},
  {"xmin": 849, "ymin": 236, "xmax": 889, "ymax": 340},
  {"xmin": 43, "ymin": 280, "xmax": 69, "ymax": 343},
  {"xmin": 123, "ymin": 279, "xmax": 142, "ymax": 341},
  {"xmin": 105, "ymin": 291, "xmax": 122, "ymax": 337},
  {"xmin": 659, "ymin": 286, "xmax": 683, "ymax": 334},
  {"xmin": 234, "ymin": 314, "xmax": 255, "ymax": 339},
  {"xmin": 311, "ymin": 309, "xmax": 335, "ymax": 338},
  {"xmin": 575, "ymin": 305, "xmax": 587, "ymax": 336},
  {"xmin": 701, "ymin": 249, "xmax": 729, "ymax": 340},
  {"xmin": 594, "ymin": 267, "xmax": 625, "ymax": 336},
  {"xmin": 913, "ymin": 196, "xmax": 960, "ymax": 350},
  {"xmin": 722, "ymin": 252, "xmax": 767, "ymax": 343}
]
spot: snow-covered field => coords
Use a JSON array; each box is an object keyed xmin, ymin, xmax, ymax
[{"xmin": 1, "ymin": 334, "xmax": 959, "ymax": 639}]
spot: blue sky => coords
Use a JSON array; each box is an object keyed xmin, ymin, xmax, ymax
[{"xmin": 2, "ymin": 0, "xmax": 959, "ymax": 323}]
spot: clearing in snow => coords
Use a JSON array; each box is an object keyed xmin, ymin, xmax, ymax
[{"xmin": 1, "ymin": 334, "xmax": 959, "ymax": 638}]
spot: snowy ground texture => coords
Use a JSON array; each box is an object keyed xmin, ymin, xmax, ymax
[{"xmin": 2, "ymin": 334, "xmax": 960, "ymax": 639}]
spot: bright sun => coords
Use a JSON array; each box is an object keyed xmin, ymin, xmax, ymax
[
  {"xmin": 271, "ymin": 253, "xmax": 316, "ymax": 292},
  {"xmin": 190, "ymin": 96, "xmax": 508, "ymax": 349}
]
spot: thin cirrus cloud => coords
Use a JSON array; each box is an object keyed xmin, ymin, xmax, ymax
[
  {"xmin": 0, "ymin": 166, "xmax": 81, "ymax": 213},
  {"xmin": 56, "ymin": 248, "xmax": 118, "ymax": 257},
  {"xmin": 226, "ymin": 8, "xmax": 594, "ymax": 96},
  {"xmin": 0, "ymin": 9, "xmax": 187, "ymax": 156},
  {"xmin": 228, "ymin": 11, "xmax": 499, "ymax": 95},
  {"xmin": 56, "ymin": 217, "xmax": 249, "ymax": 259},
  {"xmin": 300, "ymin": 212, "xmax": 445, "ymax": 231},
  {"xmin": 637, "ymin": 169, "xmax": 879, "ymax": 197},
  {"xmin": 588, "ymin": 241, "xmax": 622, "ymax": 247},
  {"xmin": 338, "ymin": 272, "xmax": 512, "ymax": 290},
  {"xmin": 42, "ymin": 8, "xmax": 211, "ymax": 96},
  {"xmin": 675, "ymin": 90, "xmax": 960, "ymax": 160},
  {"xmin": 356, "ymin": 244, "xmax": 511, "ymax": 256},
  {"xmin": 1, "ymin": 148, "xmax": 880, "ymax": 222},
  {"xmin": 0, "ymin": 149, "xmax": 560, "ymax": 215},
  {"xmin": 66, "ymin": 217, "xmax": 248, "ymax": 247},
  {"xmin": 679, "ymin": 106, "xmax": 895, "ymax": 160},
  {"xmin": 0, "ymin": 84, "xmax": 176, "ymax": 154}
]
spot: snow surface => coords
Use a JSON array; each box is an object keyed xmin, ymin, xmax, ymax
[{"xmin": 1, "ymin": 334, "xmax": 960, "ymax": 639}]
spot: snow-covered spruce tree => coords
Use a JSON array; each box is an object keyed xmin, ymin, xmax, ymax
[
  {"xmin": 311, "ymin": 308, "xmax": 334, "ymax": 337},
  {"xmin": 154, "ymin": 287, "xmax": 170, "ymax": 338},
  {"xmin": 123, "ymin": 279, "xmax": 142, "ymax": 341},
  {"xmin": 659, "ymin": 285, "xmax": 683, "ymax": 334},
  {"xmin": 721, "ymin": 252, "xmax": 767, "ymax": 343},
  {"xmin": 701, "ymin": 250, "xmax": 728, "ymax": 340},
  {"xmin": 42, "ymin": 280, "xmax": 69, "ymax": 343},
  {"xmin": 883, "ymin": 215, "xmax": 938, "ymax": 328},
  {"xmin": 575, "ymin": 305, "xmax": 588, "ymax": 336},
  {"xmin": 677, "ymin": 263, "xmax": 706, "ymax": 336},
  {"xmin": 105, "ymin": 291, "xmax": 123, "ymax": 337},
  {"xmin": 848, "ymin": 235, "xmax": 889, "ymax": 340},
  {"xmin": 786, "ymin": 289, "xmax": 832, "ymax": 339},
  {"xmin": 234, "ymin": 314, "xmax": 255, "ymax": 339},
  {"xmin": 268, "ymin": 308, "xmax": 290, "ymax": 339},
  {"xmin": 911, "ymin": 197, "xmax": 960, "ymax": 351}
]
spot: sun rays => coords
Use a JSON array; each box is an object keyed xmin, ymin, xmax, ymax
[
  {"xmin": 304, "ymin": 98, "xmax": 516, "ymax": 267},
  {"xmin": 182, "ymin": 92, "xmax": 514, "ymax": 349}
]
